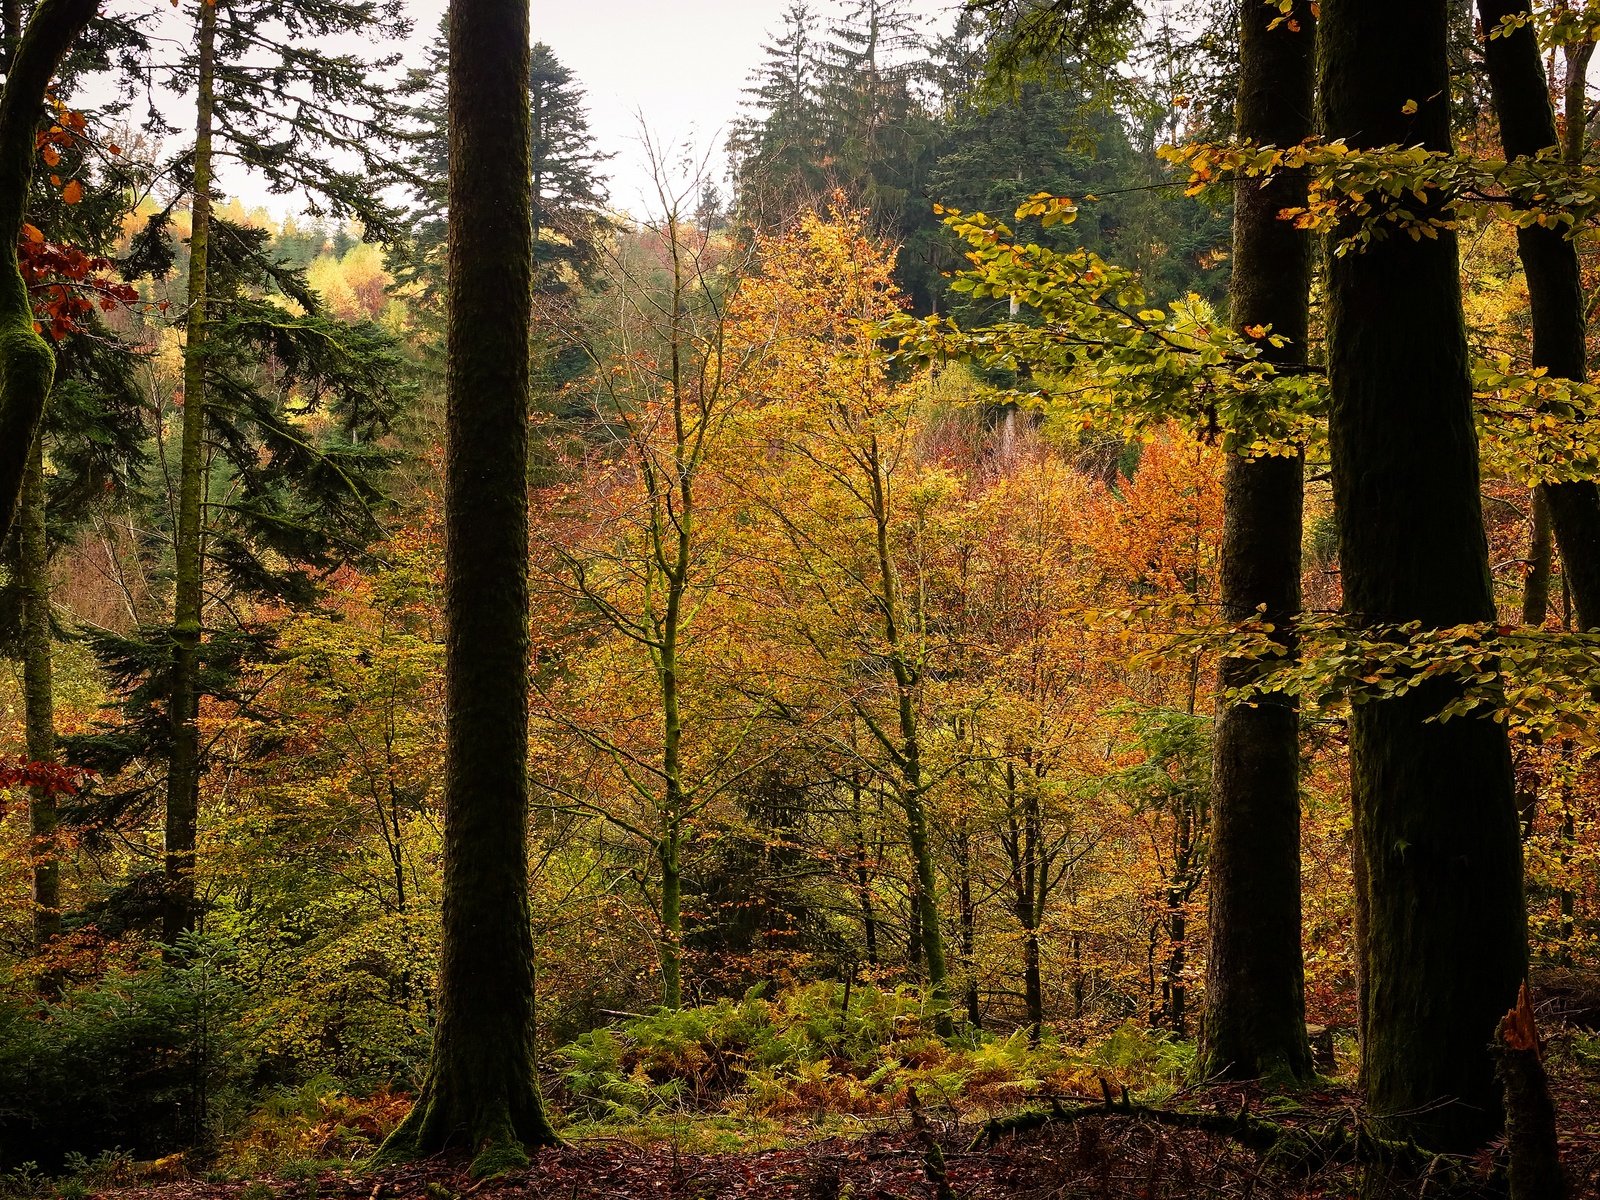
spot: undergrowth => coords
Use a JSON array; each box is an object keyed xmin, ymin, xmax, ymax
[
  {"xmin": 4, "ymin": 983, "xmax": 1198, "ymax": 1182},
  {"xmin": 549, "ymin": 981, "xmax": 1194, "ymax": 1142}
]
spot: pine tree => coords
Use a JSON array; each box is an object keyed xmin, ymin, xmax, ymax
[
  {"xmin": 377, "ymin": 0, "xmax": 559, "ymax": 1169},
  {"xmin": 142, "ymin": 0, "xmax": 412, "ymax": 939},
  {"xmin": 729, "ymin": 3, "xmax": 826, "ymax": 219},
  {"xmin": 402, "ymin": 29, "xmax": 610, "ymax": 298}
]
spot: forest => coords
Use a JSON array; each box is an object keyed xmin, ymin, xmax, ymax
[{"xmin": 0, "ymin": 0, "xmax": 1598, "ymax": 1196}]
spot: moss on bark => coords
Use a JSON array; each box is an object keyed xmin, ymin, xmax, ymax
[{"xmin": 0, "ymin": 0, "xmax": 99, "ymax": 545}]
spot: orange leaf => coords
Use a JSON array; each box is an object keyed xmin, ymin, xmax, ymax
[
  {"xmin": 21, "ymin": 223, "xmax": 43, "ymax": 245},
  {"xmin": 40, "ymin": 145, "xmax": 60, "ymax": 167},
  {"xmin": 62, "ymin": 179, "xmax": 84, "ymax": 205}
]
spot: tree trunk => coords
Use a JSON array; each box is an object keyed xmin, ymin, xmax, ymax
[
  {"xmin": 1199, "ymin": 0, "xmax": 1316, "ymax": 1085},
  {"xmin": 164, "ymin": 0, "xmax": 217, "ymax": 946},
  {"xmin": 1523, "ymin": 489, "xmax": 1552, "ymax": 626},
  {"xmin": 1321, "ymin": 0, "xmax": 1528, "ymax": 1153},
  {"xmin": 0, "ymin": 0, "xmax": 99, "ymax": 546},
  {"xmin": 867, "ymin": 439, "xmax": 951, "ymax": 1033},
  {"xmin": 954, "ymin": 830, "xmax": 980, "ymax": 1028},
  {"xmin": 852, "ymin": 777, "xmax": 879, "ymax": 967},
  {"xmin": 378, "ymin": 0, "xmax": 558, "ymax": 1170},
  {"xmin": 658, "ymin": 826, "xmax": 683, "ymax": 1010},
  {"xmin": 1004, "ymin": 762, "xmax": 1047, "ymax": 1044},
  {"xmin": 1479, "ymin": 0, "xmax": 1600, "ymax": 631},
  {"xmin": 19, "ymin": 442, "xmax": 58, "ymax": 945}
]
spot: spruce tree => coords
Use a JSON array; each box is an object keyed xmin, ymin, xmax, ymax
[
  {"xmin": 1321, "ymin": 0, "xmax": 1528, "ymax": 1155},
  {"xmin": 377, "ymin": 0, "xmax": 559, "ymax": 1169},
  {"xmin": 729, "ymin": 3, "xmax": 826, "ymax": 219},
  {"xmin": 403, "ymin": 29, "xmax": 609, "ymax": 298},
  {"xmin": 528, "ymin": 42, "xmax": 609, "ymax": 293}
]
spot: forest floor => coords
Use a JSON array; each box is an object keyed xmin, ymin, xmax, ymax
[{"xmin": 69, "ymin": 1048, "xmax": 1600, "ymax": 1200}]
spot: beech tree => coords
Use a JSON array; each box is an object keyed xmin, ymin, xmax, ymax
[
  {"xmin": 731, "ymin": 210, "xmax": 955, "ymax": 1035},
  {"xmin": 1198, "ymin": 0, "xmax": 1316, "ymax": 1083},
  {"xmin": 537, "ymin": 153, "xmax": 762, "ymax": 1011},
  {"xmin": 1321, "ymin": 0, "xmax": 1528, "ymax": 1155},
  {"xmin": 377, "ymin": 0, "xmax": 559, "ymax": 1169}
]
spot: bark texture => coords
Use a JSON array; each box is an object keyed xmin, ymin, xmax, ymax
[
  {"xmin": 1320, "ymin": 0, "xmax": 1528, "ymax": 1154},
  {"xmin": 20, "ymin": 442, "xmax": 58, "ymax": 945},
  {"xmin": 1479, "ymin": 0, "xmax": 1600, "ymax": 632},
  {"xmin": 1200, "ymin": 0, "xmax": 1315, "ymax": 1087},
  {"xmin": 377, "ymin": 0, "xmax": 558, "ymax": 1169},
  {"xmin": 0, "ymin": 0, "xmax": 99, "ymax": 546},
  {"xmin": 164, "ymin": 0, "xmax": 217, "ymax": 946}
]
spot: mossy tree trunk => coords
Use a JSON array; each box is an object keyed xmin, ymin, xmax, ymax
[
  {"xmin": 1199, "ymin": 0, "xmax": 1316, "ymax": 1085},
  {"xmin": 1320, "ymin": 0, "xmax": 1528, "ymax": 1155},
  {"xmin": 0, "ymin": 1, "xmax": 96, "ymax": 947},
  {"xmin": 866, "ymin": 436, "xmax": 952, "ymax": 1036},
  {"xmin": 0, "ymin": 0, "xmax": 100, "ymax": 546},
  {"xmin": 1479, "ymin": 0, "xmax": 1600, "ymax": 632},
  {"xmin": 19, "ymin": 442, "xmax": 59, "ymax": 945},
  {"xmin": 378, "ymin": 0, "xmax": 558, "ymax": 1171},
  {"xmin": 658, "ymin": 820, "xmax": 683, "ymax": 1009},
  {"xmin": 164, "ymin": 0, "xmax": 217, "ymax": 946}
]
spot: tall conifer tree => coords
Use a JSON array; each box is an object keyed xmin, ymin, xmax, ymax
[
  {"xmin": 149, "ymin": 0, "xmax": 411, "ymax": 939},
  {"xmin": 378, "ymin": 0, "xmax": 559, "ymax": 1168}
]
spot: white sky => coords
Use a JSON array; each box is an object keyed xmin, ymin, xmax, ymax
[
  {"xmin": 406, "ymin": 0, "xmax": 959, "ymax": 217},
  {"xmin": 175, "ymin": 0, "xmax": 957, "ymax": 222}
]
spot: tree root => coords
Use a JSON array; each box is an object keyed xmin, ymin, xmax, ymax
[{"xmin": 969, "ymin": 1078, "xmax": 1454, "ymax": 1181}]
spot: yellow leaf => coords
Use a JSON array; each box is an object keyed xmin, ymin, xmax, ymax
[{"xmin": 1401, "ymin": 99, "xmax": 1419, "ymax": 114}]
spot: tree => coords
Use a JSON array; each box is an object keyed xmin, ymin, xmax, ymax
[
  {"xmin": 535, "ymin": 149, "xmax": 766, "ymax": 1011},
  {"xmin": 0, "ymin": 0, "xmax": 102, "ymax": 546},
  {"xmin": 1321, "ymin": 0, "xmax": 1528, "ymax": 1155},
  {"xmin": 528, "ymin": 43, "xmax": 610, "ymax": 294},
  {"xmin": 377, "ymin": 0, "xmax": 559, "ymax": 1169},
  {"xmin": 3, "ymin": 22, "xmax": 152, "ymax": 951},
  {"xmin": 730, "ymin": 208, "xmax": 955, "ymax": 1034},
  {"xmin": 17, "ymin": 442, "xmax": 57, "ymax": 945},
  {"xmin": 1477, "ymin": 0, "xmax": 1600, "ymax": 632},
  {"xmin": 403, "ymin": 30, "xmax": 609, "ymax": 299},
  {"xmin": 729, "ymin": 3, "xmax": 826, "ymax": 221},
  {"xmin": 151, "ymin": 0, "xmax": 410, "ymax": 940},
  {"xmin": 1197, "ymin": 0, "xmax": 1315, "ymax": 1084}
]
